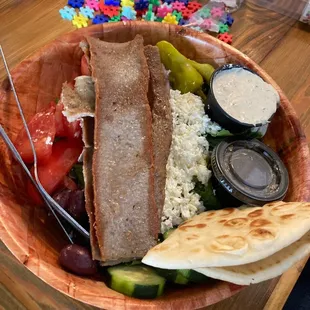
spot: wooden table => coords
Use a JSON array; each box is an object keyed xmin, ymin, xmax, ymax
[{"xmin": 0, "ymin": 0, "xmax": 309, "ymax": 309}]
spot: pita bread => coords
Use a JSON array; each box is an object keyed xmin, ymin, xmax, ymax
[
  {"xmin": 142, "ymin": 201, "xmax": 310, "ymax": 269},
  {"xmin": 195, "ymin": 231, "xmax": 310, "ymax": 285},
  {"xmin": 61, "ymin": 76, "xmax": 95, "ymax": 122}
]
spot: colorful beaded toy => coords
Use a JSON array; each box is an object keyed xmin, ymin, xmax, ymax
[{"xmin": 60, "ymin": 0, "xmax": 235, "ymax": 43}]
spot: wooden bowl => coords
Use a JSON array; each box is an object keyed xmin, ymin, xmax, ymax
[{"xmin": 0, "ymin": 22, "xmax": 309, "ymax": 310}]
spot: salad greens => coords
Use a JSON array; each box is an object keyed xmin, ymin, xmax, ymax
[
  {"xmin": 69, "ymin": 164, "xmax": 84, "ymax": 188},
  {"xmin": 206, "ymin": 126, "xmax": 267, "ymax": 151},
  {"xmin": 193, "ymin": 178, "xmax": 222, "ymax": 210}
]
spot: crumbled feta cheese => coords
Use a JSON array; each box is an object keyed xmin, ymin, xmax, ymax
[{"xmin": 161, "ymin": 90, "xmax": 221, "ymax": 233}]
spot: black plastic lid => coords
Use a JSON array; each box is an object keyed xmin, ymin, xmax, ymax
[{"xmin": 211, "ymin": 139, "xmax": 289, "ymax": 206}]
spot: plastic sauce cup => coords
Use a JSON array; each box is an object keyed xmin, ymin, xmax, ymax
[{"xmin": 211, "ymin": 139, "xmax": 289, "ymax": 207}]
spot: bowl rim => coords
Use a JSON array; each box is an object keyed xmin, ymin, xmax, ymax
[{"xmin": 0, "ymin": 21, "xmax": 310, "ymax": 309}]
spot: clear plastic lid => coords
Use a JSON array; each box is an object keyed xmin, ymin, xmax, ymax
[{"xmin": 211, "ymin": 139, "xmax": 289, "ymax": 206}]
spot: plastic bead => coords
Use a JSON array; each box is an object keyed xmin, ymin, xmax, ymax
[
  {"xmin": 164, "ymin": 0, "xmax": 176, "ymax": 4},
  {"xmin": 225, "ymin": 13, "xmax": 234, "ymax": 26},
  {"xmin": 149, "ymin": 0, "xmax": 161, "ymax": 6},
  {"xmin": 218, "ymin": 32, "xmax": 233, "ymax": 44},
  {"xmin": 187, "ymin": 1, "xmax": 202, "ymax": 13},
  {"xmin": 59, "ymin": 6, "xmax": 77, "ymax": 20},
  {"xmin": 136, "ymin": 9, "xmax": 147, "ymax": 16},
  {"xmin": 85, "ymin": 0, "xmax": 100, "ymax": 10},
  {"xmin": 179, "ymin": 18, "xmax": 188, "ymax": 25},
  {"xmin": 121, "ymin": 0, "xmax": 134, "ymax": 7},
  {"xmin": 180, "ymin": 7, "xmax": 192, "ymax": 20},
  {"xmin": 68, "ymin": 0, "xmax": 85, "ymax": 8},
  {"xmin": 143, "ymin": 10, "xmax": 156, "ymax": 21},
  {"xmin": 157, "ymin": 4, "xmax": 173, "ymax": 18},
  {"xmin": 178, "ymin": 0, "xmax": 188, "ymax": 5},
  {"xmin": 200, "ymin": 18, "xmax": 213, "ymax": 30},
  {"xmin": 147, "ymin": 4, "xmax": 153, "ymax": 12},
  {"xmin": 106, "ymin": 0, "xmax": 121, "ymax": 5},
  {"xmin": 72, "ymin": 13, "xmax": 89, "ymax": 28},
  {"xmin": 100, "ymin": 3, "xmax": 121, "ymax": 17},
  {"xmin": 172, "ymin": 10, "xmax": 182, "ymax": 22},
  {"xmin": 134, "ymin": 0, "xmax": 148, "ymax": 10},
  {"xmin": 171, "ymin": 1, "xmax": 185, "ymax": 12},
  {"xmin": 162, "ymin": 13, "xmax": 178, "ymax": 24},
  {"xmin": 109, "ymin": 14, "xmax": 122, "ymax": 21},
  {"xmin": 155, "ymin": 16, "xmax": 164, "ymax": 22},
  {"xmin": 80, "ymin": 6, "xmax": 95, "ymax": 18},
  {"xmin": 218, "ymin": 22, "xmax": 229, "ymax": 33},
  {"xmin": 211, "ymin": 7, "xmax": 224, "ymax": 18},
  {"xmin": 122, "ymin": 6, "xmax": 137, "ymax": 19},
  {"xmin": 92, "ymin": 14, "xmax": 110, "ymax": 23},
  {"xmin": 197, "ymin": 7, "xmax": 210, "ymax": 18}
]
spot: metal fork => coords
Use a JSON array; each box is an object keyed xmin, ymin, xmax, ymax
[{"xmin": 0, "ymin": 46, "xmax": 89, "ymax": 242}]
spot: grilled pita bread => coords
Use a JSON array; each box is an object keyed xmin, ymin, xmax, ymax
[
  {"xmin": 61, "ymin": 76, "xmax": 95, "ymax": 122},
  {"xmin": 195, "ymin": 231, "xmax": 310, "ymax": 285},
  {"xmin": 142, "ymin": 201, "xmax": 310, "ymax": 269}
]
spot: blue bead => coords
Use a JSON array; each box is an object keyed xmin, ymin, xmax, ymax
[
  {"xmin": 134, "ymin": 0, "xmax": 149, "ymax": 8},
  {"xmin": 105, "ymin": 0, "xmax": 120, "ymax": 6},
  {"xmin": 179, "ymin": 18, "xmax": 188, "ymax": 25},
  {"xmin": 163, "ymin": 0, "xmax": 176, "ymax": 4},
  {"xmin": 225, "ymin": 13, "xmax": 234, "ymax": 26},
  {"xmin": 68, "ymin": 0, "xmax": 85, "ymax": 8},
  {"xmin": 92, "ymin": 14, "xmax": 110, "ymax": 24},
  {"xmin": 80, "ymin": 6, "xmax": 95, "ymax": 18},
  {"xmin": 135, "ymin": 2, "xmax": 148, "ymax": 10},
  {"xmin": 59, "ymin": 6, "xmax": 77, "ymax": 20},
  {"xmin": 178, "ymin": 0, "xmax": 188, "ymax": 5}
]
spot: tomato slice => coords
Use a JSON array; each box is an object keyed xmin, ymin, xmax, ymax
[
  {"xmin": 81, "ymin": 55, "xmax": 91, "ymax": 76},
  {"xmin": 65, "ymin": 119, "xmax": 82, "ymax": 140},
  {"xmin": 54, "ymin": 103, "xmax": 67, "ymax": 137},
  {"xmin": 14, "ymin": 106, "xmax": 56, "ymax": 164},
  {"xmin": 54, "ymin": 102, "xmax": 82, "ymax": 140},
  {"xmin": 27, "ymin": 139, "xmax": 83, "ymax": 205}
]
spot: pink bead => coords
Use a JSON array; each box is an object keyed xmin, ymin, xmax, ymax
[
  {"xmin": 157, "ymin": 4, "xmax": 172, "ymax": 18},
  {"xmin": 211, "ymin": 7, "xmax": 224, "ymax": 18},
  {"xmin": 171, "ymin": 1, "xmax": 185, "ymax": 11},
  {"xmin": 201, "ymin": 18, "xmax": 213, "ymax": 30},
  {"xmin": 85, "ymin": 0, "xmax": 100, "ymax": 11}
]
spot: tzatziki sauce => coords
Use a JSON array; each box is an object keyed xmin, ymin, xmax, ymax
[{"xmin": 212, "ymin": 68, "xmax": 280, "ymax": 125}]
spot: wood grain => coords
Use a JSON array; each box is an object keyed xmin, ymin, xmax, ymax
[
  {"xmin": 0, "ymin": 1, "xmax": 309, "ymax": 310},
  {"xmin": 264, "ymin": 256, "xmax": 309, "ymax": 310}
]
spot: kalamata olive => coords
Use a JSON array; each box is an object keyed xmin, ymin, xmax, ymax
[
  {"xmin": 52, "ymin": 189, "xmax": 71, "ymax": 210},
  {"xmin": 67, "ymin": 190, "xmax": 87, "ymax": 221},
  {"xmin": 59, "ymin": 244, "xmax": 97, "ymax": 276}
]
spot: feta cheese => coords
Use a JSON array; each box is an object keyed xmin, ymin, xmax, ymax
[{"xmin": 161, "ymin": 90, "xmax": 221, "ymax": 233}]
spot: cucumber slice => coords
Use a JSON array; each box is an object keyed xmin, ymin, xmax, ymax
[
  {"xmin": 163, "ymin": 228, "xmax": 176, "ymax": 240},
  {"xmin": 179, "ymin": 269, "xmax": 210, "ymax": 283},
  {"xmin": 174, "ymin": 270, "xmax": 189, "ymax": 284},
  {"xmin": 107, "ymin": 265, "xmax": 166, "ymax": 299},
  {"xmin": 156, "ymin": 268, "xmax": 209, "ymax": 285},
  {"xmin": 155, "ymin": 268, "xmax": 189, "ymax": 285}
]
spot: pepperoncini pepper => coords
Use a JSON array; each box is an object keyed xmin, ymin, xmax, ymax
[
  {"xmin": 188, "ymin": 60, "xmax": 215, "ymax": 84},
  {"xmin": 156, "ymin": 41, "xmax": 203, "ymax": 94}
]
